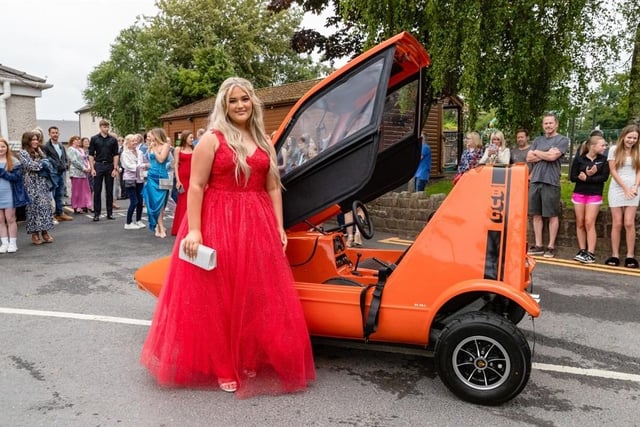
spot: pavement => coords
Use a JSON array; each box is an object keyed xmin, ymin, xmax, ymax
[{"xmin": 2, "ymin": 196, "xmax": 639, "ymax": 426}]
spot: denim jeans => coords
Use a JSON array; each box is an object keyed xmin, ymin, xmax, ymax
[
  {"xmin": 415, "ymin": 178, "xmax": 428, "ymax": 192},
  {"xmin": 126, "ymin": 183, "xmax": 144, "ymax": 224},
  {"xmin": 51, "ymin": 172, "xmax": 65, "ymax": 215}
]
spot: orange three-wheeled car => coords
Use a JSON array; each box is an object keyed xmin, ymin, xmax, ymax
[{"xmin": 135, "ymin": 32, "xmax": 541, "ymax": 405}]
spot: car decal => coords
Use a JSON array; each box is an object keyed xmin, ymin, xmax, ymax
[{"xmin": 483, "ymin": 167, "xmax": 511, "ymax": 281}]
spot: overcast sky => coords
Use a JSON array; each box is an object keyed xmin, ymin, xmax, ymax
[
  {"xmin": 2, "ymin": 0, "xmax": 328, "ymax": 122},
  {"xmin": 2, "ymin": 0, "xmax": 159, "ymax": 121}
]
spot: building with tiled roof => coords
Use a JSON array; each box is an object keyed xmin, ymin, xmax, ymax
[
  {"xmin": 159, "ymin": 79, "xmax": 320, "ymax": 141},
  {"xmin": 0, "ymin": 64, "xmax": 53, "ymax": 148}
]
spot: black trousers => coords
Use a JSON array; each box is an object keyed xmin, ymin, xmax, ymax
[{"xmin": 94, "ymin": 163, "xmax": 114, "ymax": 217}]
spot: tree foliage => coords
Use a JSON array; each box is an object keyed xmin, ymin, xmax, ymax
[
  {"xmin": 581, "ymin": 72, "xmax": 630, "ymax": 130},
  {"xmin": 629, "ymin": 22, "xmax": 640, "ymax": 123},
  {"xmin": 276, "ymin": 0, "xmax": 627, "ymax": 135},
  {"xmin": 84, "ymin": 0, "xmax": 330, "ymax": 134}
]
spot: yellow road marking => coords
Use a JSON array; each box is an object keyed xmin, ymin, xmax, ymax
[
  {"xmin": 531, "ymin": 256, "xmax": 640, "ymax": 277},
  {"xmin": 378, "ymin": 237, "xmax": 413, "ymax": 246}
]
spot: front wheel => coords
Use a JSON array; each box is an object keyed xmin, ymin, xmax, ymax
[{"xmin": 434, "ymin": 311, "xmax": 531, "ymax": 405}]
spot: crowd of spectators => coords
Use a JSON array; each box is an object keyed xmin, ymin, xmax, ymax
[{"xmin": 0, "ymin": 121, "xmax": 202, "ymax": 252}]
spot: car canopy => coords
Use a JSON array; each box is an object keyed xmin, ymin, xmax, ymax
[{"xmin": 274, "ymin": 32, "xmax": 431, "ymax": 229}]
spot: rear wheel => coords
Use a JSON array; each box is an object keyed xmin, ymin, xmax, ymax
[{"xmin": 434, "ymin": 311, "xmax": 531, "ymax": 405}]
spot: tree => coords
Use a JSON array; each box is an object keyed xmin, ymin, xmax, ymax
[
  {"xmin": 581, "ymin": 72, "xmax": 630, "ymax": 130},
  {"xmin": 628, "ymin": 22, "xmax": 640, "ymax": 123},
  {"xmin": 275, "ymin": 0, "xmax": 619, "ymax": 135},
  {"xmin": 613, "ymin": 0, "xmax": 640, "ymax": 124},
  {"xmin": 84, "ymin": 0, "xmax": 330, "ymax": 134}
]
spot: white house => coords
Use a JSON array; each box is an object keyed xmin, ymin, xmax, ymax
[
  {"xmin": 0, "ymin": 64, "xmax": 52, "ymax": 149},
  {"xmin": 75, "ymin": 103, "xmax": 111, "ymax": 138}
]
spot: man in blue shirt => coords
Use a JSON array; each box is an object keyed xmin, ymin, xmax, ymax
[
  {"xmin": 43, "ymin": 126, "xmax": 73, "ymax": 221},
  {"xmin": 414, "ymin": 134, "xmax": 432, "ymax": 191}
]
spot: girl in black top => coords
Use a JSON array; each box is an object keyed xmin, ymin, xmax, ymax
[{"xmin": 569, "ymin": 135, "xmax": 609, "ymax": 263}]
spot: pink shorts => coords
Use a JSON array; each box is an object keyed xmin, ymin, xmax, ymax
[{"xmin": 572, "ymin": 193, "xmax": 603, "ymax": 205}]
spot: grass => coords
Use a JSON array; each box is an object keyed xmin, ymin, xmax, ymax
[{"xmin": 426, "ymin": 164, "xmax": 610, "ymax": 209}]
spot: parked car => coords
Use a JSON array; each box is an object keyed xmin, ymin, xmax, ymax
[{"xmin": 135, "ymin": 32, "xmax": 540, "ymax": 405}]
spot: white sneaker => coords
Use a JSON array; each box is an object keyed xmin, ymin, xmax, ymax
[
  {"xmin": 0, "ymin": 243, "xmax": 8, "ymax": 254},
  {"xmin": 135, "ymin": 221, "xmax": 146, "ymax": 229},
  {"xmin": 124, "ymin": 223, "xmax": 138, "ymax": 230},
  {"xmin": 7, "ymin": 243, "xmax": 17, "ymax": 253}
]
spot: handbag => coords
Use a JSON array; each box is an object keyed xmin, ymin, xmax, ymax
[
  {"xmin": 158, "ymin": 177, "xmax": 173, "ymax": 190},
  {"xmin": 179, "ymin": 239, "xmax": 217, "ymax": 270}
]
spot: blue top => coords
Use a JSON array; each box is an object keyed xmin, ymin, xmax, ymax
[{"xmin": 414, "ymin": 142, "xmax": 432, "ymax": 180}]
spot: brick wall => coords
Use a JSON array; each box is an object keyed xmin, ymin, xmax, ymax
[{"xmin": 367, "ymin": 191, "xmax": 640, "ymax": 257}]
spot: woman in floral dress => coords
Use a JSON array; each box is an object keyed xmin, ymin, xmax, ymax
[{"xmin": 17, "ymin": 131, "xmax": 55, "ymax": 245}]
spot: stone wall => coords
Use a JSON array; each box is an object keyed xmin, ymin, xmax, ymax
[{"xmin": 367, "ymin": 191, "xmax": 640, "ymax": 258}]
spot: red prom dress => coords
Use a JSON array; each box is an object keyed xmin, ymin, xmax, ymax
[
  {"xmin": 141, "ymin": 131, "xmax": 315, "ymax": 397},
  {"xmin": 171, "ymin": 149, "xmax": 192, "ymax": 236}
]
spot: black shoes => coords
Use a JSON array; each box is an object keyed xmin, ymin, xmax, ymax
[
  {"xmin": 106, "ymin": 215, "xmax": 116, "ymax": 220},
  {"xmin": 93, "ymin": 216, "xmax": 100, "ymax": 222}
]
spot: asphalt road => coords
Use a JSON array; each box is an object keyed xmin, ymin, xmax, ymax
[{"xmin": 1, "ymin": 205, "xmax": 639, "ymax": 426}]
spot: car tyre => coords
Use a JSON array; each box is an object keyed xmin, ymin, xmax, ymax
[{"xmin": 434, "ymin": 311, "xmax": 531, "ymax": 405}]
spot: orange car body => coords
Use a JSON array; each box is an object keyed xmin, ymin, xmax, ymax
[{"xmin": 137, "ymin": 161, "xmax": 538, "ymax": 342}]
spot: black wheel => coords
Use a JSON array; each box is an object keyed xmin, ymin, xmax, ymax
[
  {"xmin": 352, "ymin": 201, "xmax": 373, "ymax": 239},
  {"xmin": 434, "ymin": 311, "xmax": 531, "ymax": 405}
]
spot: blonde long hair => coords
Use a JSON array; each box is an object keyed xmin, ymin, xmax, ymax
[
  {"xmin": 612, "ymin": 124, "xmax": 640, "ymax": 171},
  {"xmin": 147, "ymin": 128, "xmax": 169, "ymax": 149},
  {"xmin": 207, "ymin": 77, "xmax": 279, "ymax": 186}
]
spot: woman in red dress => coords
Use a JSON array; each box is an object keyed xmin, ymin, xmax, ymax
[
  {"xmin": 170, "ymin": 130, "xmax": 194, "ymax": 235},
  {"xmin": 141, "ymin": 77, "xmax": 315, "ymax": 397}
]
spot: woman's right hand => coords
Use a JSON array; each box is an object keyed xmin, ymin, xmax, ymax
[
  {"xmin": 182, "ymin": 230, "xmax": 203, "ymax": 258},
  {"xmin": 624, "ymin": 186, "xmax": 637, "ymax": 199}
]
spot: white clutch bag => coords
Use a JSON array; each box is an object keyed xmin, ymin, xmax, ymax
[{"xmin": 179, "ymin": 239, "xmax": 217, "ymax": 270}]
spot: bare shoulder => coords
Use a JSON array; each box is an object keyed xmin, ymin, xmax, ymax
[{"xmin": 195, "ymin": 131, "xmax": 220, "ymax": 154}]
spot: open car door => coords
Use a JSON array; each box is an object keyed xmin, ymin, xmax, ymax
[{"xmin": 274, "ymin": 32, "xmax": 431, "ymax": 229}]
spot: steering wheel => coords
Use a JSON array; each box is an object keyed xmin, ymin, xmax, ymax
[{"xmin": 352, "ymin": 201, "xmax": 374, "ymax": 239}]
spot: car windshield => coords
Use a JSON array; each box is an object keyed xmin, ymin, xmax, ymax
[{"xmin": 278, "ymin": 57, "xmax": 384, "ymax": 174}]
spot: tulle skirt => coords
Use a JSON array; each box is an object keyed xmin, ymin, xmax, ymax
[{"xmin": 141, "ymin": 187, "xmax": 315, "ymax": 397}]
